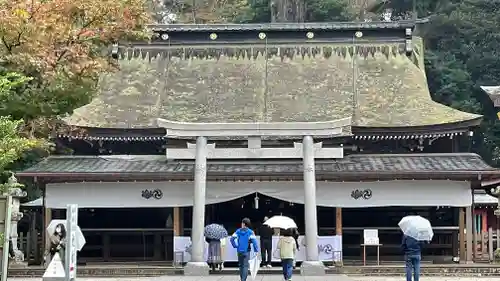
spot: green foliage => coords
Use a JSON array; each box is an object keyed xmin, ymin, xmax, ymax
[
  {"xmin": 0, "ymin": 73, "xmax": 95, "ymax": 122},
  {"xmin": 495, "ymin": 248, "xmax": 500, "ymax": 259},
  {"xmin": 417, "ymin": 0, "xmax": 500, "ymax": 164},
  {"xmin": 0, "ymin": 72, "xmax": 32, "ymax": 97},
  {"xmin": 167, "ymin": 0, "xmax": 354, "ymax": 23},
  {"xmin": 0, "ymin": 117, "xmax": 43, "ymax": 173},
  {"xmin": 0, "ymin": 73, "xmax": 45, "ymax": 173},
  {"xmin": 306, "ymin": 0, "xmax": 354, "ymax": 22}
]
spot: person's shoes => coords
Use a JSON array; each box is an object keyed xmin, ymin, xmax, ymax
[{"xmin": 266, "ymin": 264, "xmax": 272, "ymax": 268}]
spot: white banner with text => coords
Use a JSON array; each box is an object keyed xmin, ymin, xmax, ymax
[{"xmin": 174, "ymin": 235, "xmax": 342, "ymax": 262}]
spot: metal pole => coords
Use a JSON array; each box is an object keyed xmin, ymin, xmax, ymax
[
  {"xmin": 191, "ymin": 136, "xmax": 207, "ymax": 262},
  {"xmin": 1, "ymin": 196, "xmax": 13, "ymax": 281},
  {"xmin": 303, "ymin": 135, "xmax": 319, "ymax": 261}
]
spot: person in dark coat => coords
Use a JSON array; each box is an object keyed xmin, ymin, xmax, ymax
[
  {"xmin": 259, "ymin": 216, "xmax": 273, "ymax": 268},
  {"xmin": 401, "ymin": 235, "xmax": 427, "ymax": 281},
  {"xmin": 291, "ymin": 228, "xmax": 300, "ymax": 268}
]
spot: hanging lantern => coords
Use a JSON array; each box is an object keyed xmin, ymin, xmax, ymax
[{"xmin": 254, "ymin": 193, "xmax": 259, "ymax": 209}]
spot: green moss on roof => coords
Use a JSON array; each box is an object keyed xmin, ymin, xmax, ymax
[{"xmin": 66, "ymin": 42, "xmax": 481, "ymax": 128}]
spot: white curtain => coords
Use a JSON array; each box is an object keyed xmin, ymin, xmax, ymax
[{"xmin": 46, "ymin": 180, "xmax": 471, "ymax": 208}]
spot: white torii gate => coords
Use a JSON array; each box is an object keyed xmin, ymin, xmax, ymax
[{"xmin": 156, "ymin": 117, "xmax": 352, "ymax": 276}]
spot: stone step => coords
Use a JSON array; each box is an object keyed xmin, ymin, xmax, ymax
[{"xmin": 8, "ymin": 264, "xmax": 500, "ymax": 277}]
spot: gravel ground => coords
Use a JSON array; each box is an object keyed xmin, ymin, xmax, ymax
[{"xmin": 10, "ymin": 276, "xmax": 500, "ymax": 281}]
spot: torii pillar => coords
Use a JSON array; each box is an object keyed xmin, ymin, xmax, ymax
[
  {"xmin": 184, "ymin": 136, "xmax": 210, "ymax": 275},
  {"xmin": 301, "ymin": 135, "xmax": 325, "ymax": 275}
]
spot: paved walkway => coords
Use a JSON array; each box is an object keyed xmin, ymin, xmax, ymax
[{"xmin": 11, "ymin": 276, "xmax": 500, "ymax": 281}]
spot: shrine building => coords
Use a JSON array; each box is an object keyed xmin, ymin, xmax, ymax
[{"xmin": 17, "ymin": 21, "xmax": 500, "ymax": 271}]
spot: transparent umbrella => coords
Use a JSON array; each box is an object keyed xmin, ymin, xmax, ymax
[
  {"xmin": 398, "ymin": 215, "xmax": 434, "ymax": 241},
  {"xmin": 46, "ymin": 219, "xmax": 86, "ymax": 251}
]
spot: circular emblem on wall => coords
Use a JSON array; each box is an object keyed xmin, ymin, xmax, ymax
[
  {"xmin": 142, "ymin": 189, "xmax": 164, "ymax": 200},
  {"xmin": 351, "ymin": 189, "xmax": 372, "ymax": 200},
  {"xmin": 322, "ymin": 244, "xmax": 333, "ymax": 255}
]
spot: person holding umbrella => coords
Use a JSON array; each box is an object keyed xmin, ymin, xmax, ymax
[
  {"xmin": 204, "ymin": 223, "xmax": 228, "ymax": 271},
  {"xmin": 399, "ymin": 215, "xmax": 433, "ymax": 281}
]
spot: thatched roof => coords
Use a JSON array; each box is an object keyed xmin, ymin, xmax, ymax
[{"xmin": 66, "ymin": 41, "xmax": 480, "ymax": 129}]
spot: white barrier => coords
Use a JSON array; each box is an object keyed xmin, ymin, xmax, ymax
[{"xmin": 174, "ymin": 235, "xmax": 342, "ymax": 262}]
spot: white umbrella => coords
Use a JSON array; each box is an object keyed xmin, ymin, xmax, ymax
[
  {"xmin": 264, "ymin": 215, "xmax": 297, "ymax": 229},
  {"xmin": 47, "ymin": 219, "xmax": 86, "ymax": 251},
  {"xmin": 398, "ymin": 215, "xmax": 434, "ymax": 241}
]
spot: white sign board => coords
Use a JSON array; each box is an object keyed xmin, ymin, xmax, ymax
[
  {"xmin": 363, "ymin": 229, "xmax": 379, "ymax": 245},
  {"xmin": 174, "ymin": 235, "xmax": 342, "ymax": 262},
  {"xmin": 65, "ymin": 204, "xmax": 78, "ymax": 281},
  {"xmin": 42, "ymin": 253, "xmax": 65, "ymax": 281}
]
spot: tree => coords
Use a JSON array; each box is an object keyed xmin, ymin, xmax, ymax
[
  {"xmin": 0, "ymin": 73, "xmax": 42, "ymax": 173},
  {"xmin": 419, "ymin": 0, "xmax": 500, "ymax": 164},
  {"xmin": 0, "ymin": 0, "xmax": 151, "ymax": 136},
  {"xmin": 162, "ymin": 0, "xmax": 354, "ymax": 24}
]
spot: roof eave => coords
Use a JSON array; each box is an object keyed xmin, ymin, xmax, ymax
[
  {"xmin": 353, "ymin": 117, "xmax": 483, "ymax": 134},
  {"xmin": 17, "ymin": 170, "xmax": 495, "ymax": 183},
  {"xmin": 147, "ymin": 21, "xmax": 418, "ymax": 32}
]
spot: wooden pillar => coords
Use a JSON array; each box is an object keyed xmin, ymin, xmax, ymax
[
  {"xmin": 466, "ymin": 206, "xmax": 473, "ymax": 263},
  {"xmin": 154, "ymin": 234, "xmax": 162, "ymax": 260},
  {"xmin": 102, "ymin": 233, "xmax": 110, "ymax": 261},
  {"xmin": 173, "ymin": 207, "xmax": 181, "ymax": 236},
  {"xmin": 335, "ymin": 208, "xmax": 342, "ymax": 235},
  {"xmin": 180, "ymin": 208, "xmax": 184, "ymax": 235},
  {"xmin": 43, "ymin": 207, "xmax": 52, "ymax": 257},
  {"xmin": 451, "ymin": 207, "xmax": 459, "ymax": 257},
  {"xmin": 459, "ymin": 207, "xmax": 466, "ymax": 262},
  {"xmin": 472, "ymin": 209, "xmax": 478, "ymax": 261},
  {"xmin": 471, "ymin": 181, "xmax": 478, "ymax": 261}
]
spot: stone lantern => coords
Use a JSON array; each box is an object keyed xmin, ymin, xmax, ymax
[
  {"xmin": 3, "ymin": 174, "xmax": 27, "ymax": 267},
  {"xmin": 489, "ymin": 186, "xmax": 500, "ymax": 217}
]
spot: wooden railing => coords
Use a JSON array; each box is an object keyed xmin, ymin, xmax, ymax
[{"xmin": 474, "ymin": 228, "xmax": 500, "ymax": 261}]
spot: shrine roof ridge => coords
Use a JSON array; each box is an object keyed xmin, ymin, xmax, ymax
[{"xmin": 148, "ymin": 21, "xmax": 422, "ymax": 33}]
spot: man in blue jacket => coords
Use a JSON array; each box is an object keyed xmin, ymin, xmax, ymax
[
  {"xmin": 231, "ymin": 218, "xmax": 259, "ymax": 281},
  {"xmin": 401, "ymin": 235, "xmax": 426, "ymax": 281}
]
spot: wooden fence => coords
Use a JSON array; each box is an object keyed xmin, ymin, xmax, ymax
[
  {"xmin": 473, "ymin": 227, "xmax": 500, "ymax": 261},
  {"xmin": 17, "ymin": 232, "xmax": 43, "ymax": 262}
]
